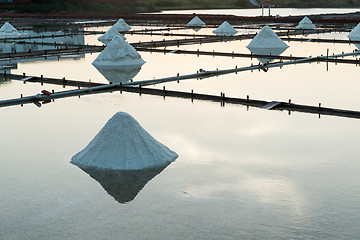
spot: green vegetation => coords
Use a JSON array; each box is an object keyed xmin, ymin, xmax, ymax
[
  {"xmin": 0, "ymin": 0, "xmax": 151, "ymax": 13},
  {"xmin": 0, "ymin": 0, "xmax": 359, "ymax": 14}
]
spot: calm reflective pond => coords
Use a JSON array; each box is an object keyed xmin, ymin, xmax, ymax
[{"xmin": 1, "ymin": 14, "xmax": 360, "ymax": 240}]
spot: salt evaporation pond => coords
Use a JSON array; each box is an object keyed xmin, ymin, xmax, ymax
[{"xmin": 1, "ymin": 14, "xmax": 360, "ymax": 239}]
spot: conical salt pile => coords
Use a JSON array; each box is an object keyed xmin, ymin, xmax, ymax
[
  {"xmin": 213, "ymin": 21, "xmax": 238, "ymax": 36},
  {"xmin": 92, "ymin": 35, "xmax": 145, "ymax": 67},
  {"xmin": 247, "ymin": 25, "xmax": 288, "ymax": 55},
  {"xmin": 71, "ymin": 112, "xmax": 178, "ymax": 170},
  {"xmin": 0, "ymin": 22, "xmax": 21, "ymax": 38},
  {"xmin": 348, "ymin": 23, "xmax": 360, "ymax": 41},
  {"xmin": 98, "ymin": 28, "xmax": 126, "ymax": 45},
  {"xmin": 111, "ymin": 18, "xmax": 131, "ymax": 32},
  {"xmin": 187, "ymin": 16, "xmax": 206, "ymax": 27},
  {"xmin": 297, "ymin": 16, "xmax": 315, "ymax": 30}
]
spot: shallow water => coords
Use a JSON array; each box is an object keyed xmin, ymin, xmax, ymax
[
  {"xmin": 161, "ymin": 8, "xmax": 360, "ymax": 17},
  {"xmin": 1, "ymin": 18, "xmax": 360, "ymax": 240}
]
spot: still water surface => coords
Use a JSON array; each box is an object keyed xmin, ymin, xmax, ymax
[
  {"xmin": 161, "ymin": 8, "xmax": 360, "ymax": 17},
  {"xmin": 1, "ymin": 14, "xmax": 360, "ymax": 240}
]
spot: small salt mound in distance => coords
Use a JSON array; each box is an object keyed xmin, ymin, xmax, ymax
[
  {"xmin": 111, "ymin": 18, "xmax": 131, "ymax": 32},
  {"xmin": 98, "ymin": 28, "xmax": 126, "ymax": 45},
  {"xmin": 71, "ymin": 112, "xmax": 178, "ymax": 170},
  {"xmin": 0, "ymin": 22, "xmax": 21, "ymax": 38},
  {"xmin": 348, "ymin": 23, "xmax": 360, "ymax": 41},
  {"xmin": 297, "ymin": 16, "xmax": 316, "ymax": 30},
  {"xmin": 92, "ymin": 35, "xmax": 145, "ymax": 67},
  {"xmin": 247, "ymin": 25, "xmax": 288, "ymax": 55},
  {"xmin": 187, "ymin": 16, "xmax": 206, "ymax": 27},
  {"xmin": 213, "ymin": 21, "xmax": 238, "ymax": 36}
]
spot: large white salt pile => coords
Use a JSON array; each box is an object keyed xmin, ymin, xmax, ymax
[
  {"xmin": 94, "ymin": 64, "xmax": 142, "ymax": 83},
  {"xmin": 0, "ymin": 22, "xmax": 21, "ymax": 38},
  {"xmin": 187, "ymin": 16, "xmax": 206, "ymax": 27},
  {"xmin": 348, "ymin": 23, "xmax": 360, "ymax": 41},
  {"xmin": 98, "ymin": 28, "xmax": 126, "ymax": 45},
  {"xmin": 213, "ymin": 21, "xmax": 238, "ymax": 36},
  {"xmin": 71, "ymin": 112, "xmax": 178, "ymax": 170},
  {"xmin": 247, "ymin": 25, "xmax": 288, "ymax": 55},
  {"xmin": 111, "ymin": 19, "xmax": 131, "ymax": 32},
  {"xmin": 297, "ymin": 16, "xmax": 316, "ymax": 30},
  {"xmin": 92, "ymin": 35, "xmax": 145, "ymax": 67}
]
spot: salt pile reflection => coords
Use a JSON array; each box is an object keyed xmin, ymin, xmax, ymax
[
  {"xmin": 77, "ymin": 164, "xmax": 170, "ymax": 203},
  {"xmin": 94, "ymin": 64, "xmax": 142, "ymax": 83}
]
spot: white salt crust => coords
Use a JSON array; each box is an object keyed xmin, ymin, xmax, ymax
[
  {"xmin": 0, "ymin": 22, "xmax": 21, "ymax": 38},
  {"xmin": 92, "ymin": 35, "xmax": 145, "ymax": 67},
  {"xmin": 213, "ymin": 21, "xmax": 238, "ymax": 36},
  {"xmin": 71, "ymin": 112, "xmax": 178, "ymax": 170},
  {"xmin": 187, "ymin": 16, "xmax": 206, "ymax": 27},
  {"xmin": 348, "ymin": 23, "xmax": 360, "ymax": 41},
  {"xmin": 297, "ymin": 16, "xmax": 316, "ymax": 30},
  {"xmin": 247, "ymin": 25, "xmax": 288, "ymax": 53},
  {"xmin": 111, "ymin": 19, "xmax": 131, "ymax": 32},
  {"xmin": 98, "ymin": 28, "xmax": 126, "ymax": 45}
]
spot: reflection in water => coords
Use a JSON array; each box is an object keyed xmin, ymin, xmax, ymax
[
  {"xmin": 250, "ymin": 48, "xmax": 288, "ymax": 64},
  {"xmin": 0, "ymin": 62, "xmax": 17, "ymax": 74},
  {"xmin": 94, "ymin": 64, "xmax": 142, "ymax": 83},
  {"xmin": 0, "ymin": 28, "xmax": 85, "ymax": 61},
  {"xmin": 77, "ymin": 164, "xmax": 170, "ymax": 203}
]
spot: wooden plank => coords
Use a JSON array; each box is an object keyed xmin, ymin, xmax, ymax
[
  {"xmin": 20, "ymin": 76, "xmax": 35, "ymax": 82},
  {"xmin": 1, "ymin": 85, "xmax": 360, "ymax": 120},
  {"xmin": 261, "ymin": 101, "xmax": 281, "ymax": 110}
]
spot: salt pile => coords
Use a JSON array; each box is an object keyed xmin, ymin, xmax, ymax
[
  {"xmin": 78, "ymin": 164, "xmax": 169, "ymax": 203},
  {"xmin": 71, "ymin": 112, "xmax": 178, "ymax": 170},
  {"xmin": 348, "ymin": 23, "xmax": 360, "ymax": 41},
  {"xmin": 297, "ymin": 16, "xmax": 316, "ymax": 30},
  {"xmin": 213, "ymin": 21, "xmax": 238, "ymax": 36},
  {"xmin": 98, "ymin": 28, "xmax": 126, "ymax": 45},
  {"xmin": 92, "ymin": 35, "xmax": 145, "ymax": 67},
  {"xmin": 247, "ymin": 25, "xmax": 288, "ymax": 56},
  {"xmin": 94, "ymin": 64, "xmax": 142, "ymax": 83},
  {"xmin": 111, "ymin": 19, "xmax": 131, "ymax": 32},
  {"xmin": 0, "ymin": 22, "xmax": 21, "ymax": 38},
  {"xmin": 187, "ymin": 16, "xmax": 206, "ymax": 27}
]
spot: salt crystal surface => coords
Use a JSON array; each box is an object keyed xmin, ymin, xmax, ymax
[
  {"xmin": 92, "ymin": 35, "xmax": 145, "ymax": 67},
  {"xmin": 71, "ymin": 112, "xmax": 178, "ymax": 170},
  {"xmin": 0, "ymin": 22, "xmax": 21, "ymax": 38},
  {"xmin": 247, "ymin": 25, "xmax": 288, "ymax": 54},
  {"xmin": 348, "ymin": 23, "xmax": 360, "ymax": 41},
  {"xmin": 213, "ymin": 21, "xmax": 238, "ymax": 36},
  {"xmin": 111, "ymin": 19, "xmax": 131, "ymax": 32},
  {"xmin": 187, "ymin": 16, "xmax": 206, "ymax": 27},
  {"xmin": 297, "ymin": 16, "xmax": 316, "ymax": 30},
  {"xmin": 98, "ymin": 28, "xmax": 126, "ymax": 45}
]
